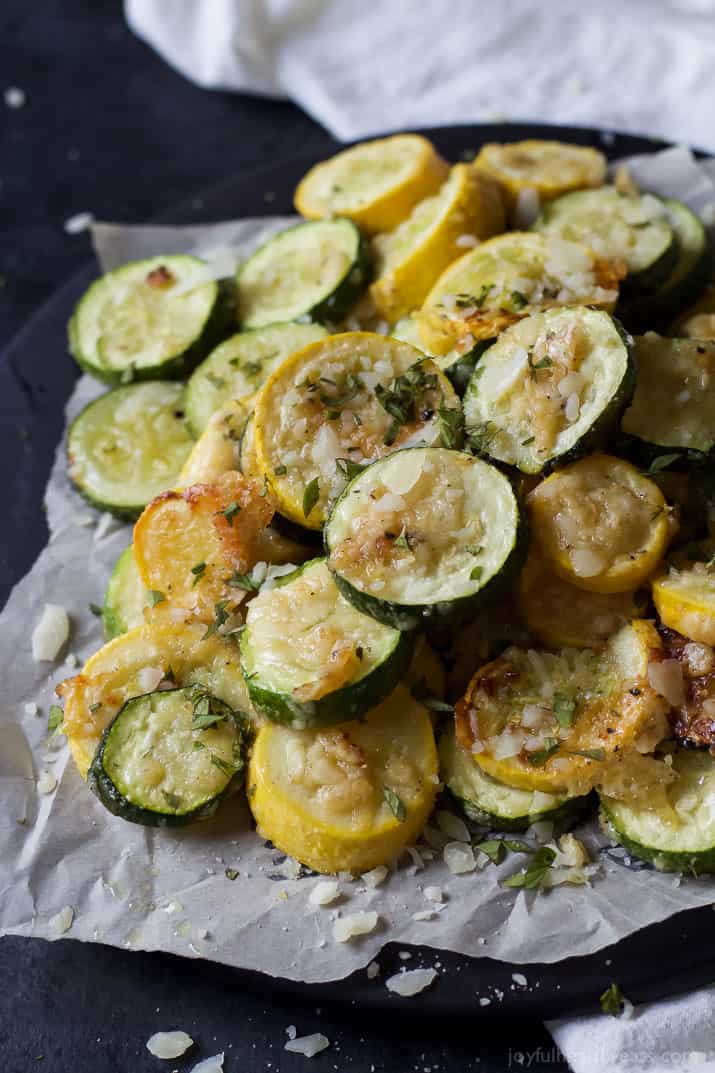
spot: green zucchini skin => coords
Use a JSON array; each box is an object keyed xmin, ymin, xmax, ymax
[
  {"xmin": 325, "ymin": 448, "xmax": 527, "ymax": 632},
  {"xmin": 618, "ymin": 199, "xmax": 712, "ymax": 332},
  {"xmin": 88, "ymin": 688, "xmax": 247, "ymax": 827},
  {"xmin": 69, "ymin": 261, "xmax": 235, "ymax": 385},
  {"xmin": 465, "ymin": 310, "xmax": 635, "ymax": 475},
  {"xmin": 102, "ymin": 544, "xmax": 148, "ymax": 640},
  {"xmin": 443, "ymin": 339, "xmax": 494, "ymax": 396},
  {"xmin": 600, "ymin": 749, "xmax": 715, "ymax": 875},
  {"xmin": 438, "ymin": 728, "xmax": 591, "ymax": 833},
  {"xmin": 239, "ymin": 559, "xmax": 413, "ymax": 728},
  {"xmin": 236, "ymin": 219, "xmax": 372, "ymax": 329},
  {"xmin": 66, "ymin": 382, "xmax": 194, "ymax": 520},
  {"xmin": 532, "ymin": 187, "xmax": 677, "ymax": 294}
]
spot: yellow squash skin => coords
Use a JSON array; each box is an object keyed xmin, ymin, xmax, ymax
[
  {"xmin": 178, "ymin": 399, "xmax": 247, "ymax": 486},
  {"xmin": 59, "ymin": 622, "xmax": 251, "ymax": 779},
  {"xmin": 294, "ymin": 134, "xmax": 449, "ymax": 234},
  {"xmin": 369, "ymin": 164, "xmax": 505, "ymax": 322},
  {"xmin": 456, "ymin": 619, "xmax": 670, "ymax": 796},
  {"xmin": 247, "ymin": 686, "xmax": 438, "ymax": 874},
  {"xmin": 473, "ymin": 140, "xmax": 606, "ymax": 210}
]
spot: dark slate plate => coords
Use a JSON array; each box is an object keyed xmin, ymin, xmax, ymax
[{"xmin": 2, "ymin": 124, "xmax": 714, "ymax": 1024}]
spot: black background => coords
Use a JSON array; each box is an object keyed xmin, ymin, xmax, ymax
[{"xmin": 1, "ymin": 3, "xmax": 712, "ymax": 1071}]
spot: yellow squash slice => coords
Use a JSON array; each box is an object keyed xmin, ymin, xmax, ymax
[
  {"xmin": 528, "ymin": 454, "xmax": 671, "ymax": 594},
  {"xmin": 417, "ymin": 232, "xmax": 622, "ymax": 355},
  {"xmin": 294, "ymin": 134, "xmax": 448, "ymax": 234},
  {"xmin": 58, "ymin": 622, "xmax": 251, "ymax": 779},
  {"xmin": 473, "ymin": 140, "xmax": 606, "ymax": 210},
  {"xmin": 517, "ymin": 552, "xmax": 649, "ymax": 649},
  {"xmin": 369, "ymin": 164, "xmax": 505, "ymax": 322},
  {"xmin": 252, "ymin": 332, "xmax": 460, "ymax": 529},
  {"xmin": 133, "ymin": 472, "xmax": 275, "ymax": 623},
  {"xmin": 247, "ymin": 685, "xmax": 438, "ymax": 873},
  {"xmin": 456, "ymin": 619, "xmax": 670, "ymax": 796},
  {"xmin": 178, "ymin": 399, "xmax": 248, "ymax": 486},
  {"xmin": 653, "ymin": 541, "xmax": 715, "ymax": 645}
]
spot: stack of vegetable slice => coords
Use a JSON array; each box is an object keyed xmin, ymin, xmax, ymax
[{"xmin": 57, "ymin": 132, "xmax": 715, "ymax": 879}]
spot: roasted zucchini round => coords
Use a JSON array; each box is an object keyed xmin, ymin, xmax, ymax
[
  {"xmin": 67, "ymin": 381, "xmax": 194, "ymax": 518},
  {"xmin": 463, "ymin": 306, "xmax": 634, "ymax": 474},
  {"xmin": 239, "ymin": 558, "xmax": 412, "ymax": 728},
  {"xmin": 325, "ymin": 446, "xmax": 525, "ymax": 630}
]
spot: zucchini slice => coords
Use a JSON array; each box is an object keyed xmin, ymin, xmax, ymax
[
  {"xmin": 369, "ymin": 164, "xmax": 505, "ymax": 323},
  {"xmin": 517, "ymin": 552, "xmax": 649, "ymax": 650},
  {"xmin": 252, "ymin": 332, "xmax": 462, "ymax": 530},
  {"xmin": 391, "ymin": 314, "xmax": 491, "ymax": 396},
  {"xmin": 439, "ymin": 726, "xmax": 588, "ymax": 832},
  {"xmin": 185, "ymin": 322, "xmax": 328, "ymax": 436},
  {"xmin": 473, "ymin": 140, "xmax": 606, "ymax": 208},
  {"xmin": 103, "ymin": 544, "xmax": 148, "ymax": 640},
  {"xmin": 325, "ymin": 447, "xmax": 525, "ymax": 631},
  {"xmin": 239, "ymin": 558, "xmax": 411, "ymax": 728},
  {"xmin": 621, "ymin": 333, "xmax": 715, "ymax": 462},
  {"xmin": 533, "ymin": 188, "xmax": 676, "ymax": 292},
  {"xmin": 178, "ymin": 398, "xmax": 247, "ymax": 486},
  {"xmin": 247, "ymin": 684, "xmax": 438, "ymax": 874},
  {"xmin": 620, "ymin": 198, "xmax": 711, "ymax": 331},
  {"xmin": 133, "ymin": 472, "xmax": 274, "ymax": 626},
  {"xmin": 88, "ymin": 686, "xmax": 246, "ymax": 827},
  {"xmin": 528, "ymin": 454, "xmax": 671, "ymax": 594},
  {"xmin": 463, "ymin": 307, "xmax": 634, "ymax": 474},
  {"xmin": 601, "ymin": 749, "xmax": 715, "ymax": 874},
  {"xmin": 456, "ymin": 619, "xmax": 670, "ymax": 796},
  {"xmin": 294, "ymin": 133, "xmax": 449, "ymax": 235},
  {"xmin": 237, "ymin": 220, "xmax": 370, "ymax": 329},
  {"xmin": 652, "ymin": 539, "xmax": 715, "ymax": 645},
  {"xmin": 58, "ymin": 622, "xmax": 251, "ymax": 779},
  {"xmin": 658, "ymin": 625, "xmax": 715, "ymax": 748},
  {"xmin": 68, "ymin": 255, "xmax": 229, "ymax": 383},
  {"xmin": 67, "ymin": 382, "xmax": 194, "ymax": 518}
]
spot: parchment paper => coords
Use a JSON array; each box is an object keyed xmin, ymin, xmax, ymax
[{"xmin": 2, "ymin": 148, "xmax": 714, "ymax": 984}]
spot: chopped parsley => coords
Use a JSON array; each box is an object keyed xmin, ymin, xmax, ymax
[
  {"xmin": 509, "ymin": 290, "xmax": 529, "ymax": 311},
  {"xmin": 226, "ymin": 571, "xmax": 259, "ymax": 592},
  {"xmin": 502, "ymin": 846, "xmax": 556, "ymax": 889},
  {"xmin": 437, "ymin": 406, "xmax": 464, "ymax": 449},
  {"xmin": 375, "ymin": 365, "xmax": 438, "ymax": 446},
  {"xmin": 553, "ymin": 692, "xmax": 576, "ymax": 728},
  {"xmin": 222, "ymin": 501, "xmax": 241, "ymax": 525},
  {"xmin": 599, "ymin": 982, "xmax": 626, "ymax": 1017},
  {"xmin": 382, "ymin": 786, "xmax": 406, "ymax": 822},
  {"xmin": 225, "ymin": 867, "xmax": 239, "ymax": 881},
  {"xmin": 203, "ymin": 599, "xmax": 231, "ymax": 639},
  {"xmin": 162, "ymin": 790, "xmax": 183, "ymax": 810},
  {"xmin": 476, "ymin": 838, "xmax": 531, "ymax": 865},
  {"xmin": 470, "ymin": 565, "xmax": 483, "ymax": 582},
  {"xmin": 210, "ymin": 753, "xmax": 238, "ymax": 776},
  {"xmin": 147, "ymin": 589, "xmax": 166, "ymax": 607},
  {"xmin": 47, "ymin": 705, "xmax": 64, "ymax": 734},
  {"xmin": 318, "ymin": 372, "xmax": 363, "ymax": 409},
  {"xmin": 568, "ymin": 747, "xmax": 606, "ymax": 761},
  {"xmin": 89, "ymin": 602, "xmax": 102, "ymax": 617},
  {"xmin": 302, "ymin": 477, "xmax": 320, "ymax": 518},
  {"xmin": 191, "ymin": 561, "xmax": 207, "ymax": 586},
  {"xmin": 336, "ymin": 457, "xmax": 364, "ymax": 481},
  {"xmin": 274, "ymin": 464, "xmax": 287, "ymax": 477},
  {"xmin": 526, "ymin": 738, "xmax": 560, "ymax": 766}
]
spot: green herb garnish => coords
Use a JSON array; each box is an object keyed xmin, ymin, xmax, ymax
[
  {"xmin": 147, "ymin": 590, "xmax": 166, "ymax": 607},
  {"xmin": 553, "ymin": 692, "xmax": 576, "ymax": 728},
  {"xmin": 526, "ymin": 738, "xmax": 560, "ymax": 766},
  {"xmin": 47, "ymin": 705, "xmax": 64, "ymax": 734},
  {"xmin": 599, "ymin": 982, "xmax": 626, "ymax": 1017},
  {"xmin": 162, "ymin": 790, "xmax": 183, "ymax": 810},
  {"xmin": 222, "ymin": 501, "xmax": 241, "ymax": 525},
  {"xmin": 476, "ymin": 838, "xmax": 531, "ymax": 865},
  {"xmin": 226, "ymin": 571, "xmax": 259, "ymax": 592},
  {"xmin": 336, "ymin": 457, "xmax": 364, "ymax": 481},
  {"xmin": 203, "ymin": 599, "xmax": 231, "ymax": 639},
  {"xmin": 470, "ymin": 565, "xmax": 483, "ymax": 582},
  {"xmin": 502, "ymin": 846, "xmax": 556, "ymax": 889},
  {"xmin": 437, "ymin": 406, "xmax": 464, "ymax": 449},
  {"xmin": 225, "ymin": 867, "xmax": 239, "ymax": 881},
  {"xmin": 382, "ymin": 786, "xmax": 406, "ymax": 821},
  {"xmin": 302, "ymin": 477, "xmax": 320, "ymax": 518},
  {"xmin": 191, "ymin": 561, "xmax": 207, "ymax": 586},
  {"xmin": 647, "ymin": 453, "xmax": 680, "ymax": 474}
]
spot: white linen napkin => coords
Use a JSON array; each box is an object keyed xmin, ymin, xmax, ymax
[
  {"xmin": 125, "ymin": 0, "xmax": 715, "ymax": 149},
  {"xmin": 548, "ymin": 983, "xmax": 715, "ymax": 1073},
  {"xmin": 123, "ymin": 3, "xmax": 715, "ymax": 1068}
]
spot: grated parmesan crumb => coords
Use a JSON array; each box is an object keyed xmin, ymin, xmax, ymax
[
  {"xmin": 24, "ymin": 702, "xmax": 38, "ymax": 717},
  {"xmin": 36, "ymin": 770, "xmax": 57, "ymax": 795},
  {"xmin": 64, "ymin": 211, "xmax": 94, "ymax": 235},
  {"xmin": 31, "ymin": 604, "xmax": 70, "ymax": 662},
  {"xmin": 333, "ymin": 911, "xmax": 379, "ymax": 942},
  {"xmin": 284, "ymin": 1033, "xmax": 330, "ymax": 1057},
  {"xmin": 385, "ymin": 968, "xmax": 437, "ymax": 997},
  {"xmin": 361, "ymin": 865, "xmax": 388, "ymax": 889},
  {"xmin": 309, "ymin": 880, "xmax": 340, "ymax": 907},
  {"xmin": 189, "ymin": 1054, "xmax": 224, "ymax": 1073},
  {"xmin": 366, "ymin": 961, "xmax": 380, "ymax": 979},
  {"xmin": 146, "ymin": 1030, "xmax": 194, "ymax": 1059},
  {"xmin": 49, "ymin": 905, "xmax": 74, "ymax": 936},
  {"xmin": 424, "ymin": 886, "xmax": 444, "ymax": 904}
]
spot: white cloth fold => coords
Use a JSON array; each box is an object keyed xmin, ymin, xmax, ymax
[
  {"xmin": 123, "ymin": 3, "xmax": 715, "ymax": 1068},
  {"xmin": 126, "ymin": 0, "xmax": 715, "ymax": 147}
]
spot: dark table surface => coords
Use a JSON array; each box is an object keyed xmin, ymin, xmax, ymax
[{"xmin": 0, "ymin": 3, "xmax": 629, "ymax": 1070}]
